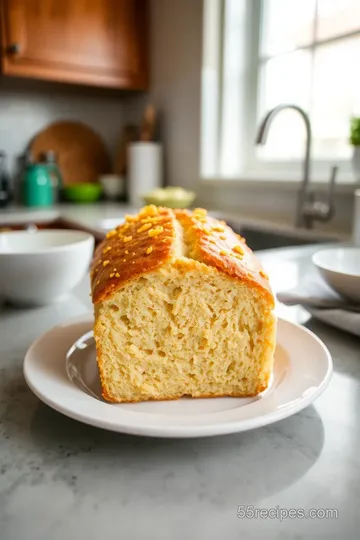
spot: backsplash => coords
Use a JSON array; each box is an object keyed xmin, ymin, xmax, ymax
[{"xmin": 0, "ymin": 78, "xmax": 129, "ymax": 178}]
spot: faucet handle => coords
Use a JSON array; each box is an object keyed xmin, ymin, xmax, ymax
[
  {"xmin": 303, "ymin": 165, "xmax": 337, "ymax": 225},
  {"xmin": 316, "ymin": 165, "xmax": 337, "ymax": 221},
  {"xmin": 326, "ymin": 165, "xmax": 337, "ymax": 207}
]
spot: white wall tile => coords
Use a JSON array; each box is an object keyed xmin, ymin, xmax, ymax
[{"xmin": 0, "ymin": 78, "xmax": 126, "ymax": 177}]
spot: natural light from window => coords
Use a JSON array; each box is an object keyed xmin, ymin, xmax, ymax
[
  {"xmin": 201, "ymin": 0, "xmax": 360, "ymax": 180},
  {"xmin": 260, "ymin": 0, "xmax": 360, "ymax": 161}
]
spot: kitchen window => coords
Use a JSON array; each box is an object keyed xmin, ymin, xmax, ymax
[{"xmin": 201, "ymin": 0, "xmax": 360, "ymax": 182}]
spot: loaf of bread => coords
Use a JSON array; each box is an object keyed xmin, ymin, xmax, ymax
[{"xmin": 90, "ymin": 206, "xmax": 276, "ymax": 403}]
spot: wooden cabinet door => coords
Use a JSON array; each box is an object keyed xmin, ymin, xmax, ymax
[{"xmin": 0, "ymin": 0, "xmax": 148, "ymax": 89}]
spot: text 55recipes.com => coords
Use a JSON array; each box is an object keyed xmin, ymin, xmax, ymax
[{"xmin": 237, "ymin": 505, "xmax": 338, "ymax": 522}]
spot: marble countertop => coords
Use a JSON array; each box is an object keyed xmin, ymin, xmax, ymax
[
  {"xmin": 1, "ymin": 242, "xmax": 359, "ymax": 539},
  {"xmin": 0, "ymin": 203, "xmax": 137, "ymax": 236}
]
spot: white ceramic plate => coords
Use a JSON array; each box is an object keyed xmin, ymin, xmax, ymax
[{"xmin": 23, "ymin": 314, "xmax": 332, "ymax": 438}]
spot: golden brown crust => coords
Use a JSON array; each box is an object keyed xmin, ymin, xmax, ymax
[
  {"xmin": 91, "ymin": 205, "xmax": 175, "ymax": 304},
  {"xmin": 91, "ymin": 205, "xmax": 274, "ymax": 307},
  {"xmin": 175, "ymin": 208, "xmax": 274, "ymax": 307}
]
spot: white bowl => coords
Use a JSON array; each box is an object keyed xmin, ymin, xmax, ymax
[
  {"xmin": 312, "ymin": 247, "xmax": 360, "ymax": 303},
  {"xmin": 99, "ymin": 174, "xmax": 124, "ymax": 200},
  {"xmin": 0, "ymin": 230, "xmax": 94, "ymax": 306}
]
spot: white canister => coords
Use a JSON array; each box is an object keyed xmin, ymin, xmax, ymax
[
  {"xmin": 353, "ymin": 189, "xmax": 360, "ymax": 246},
  {"xmin": 128, "ymin": 142, "xmax": 163, "ymax": 207}
]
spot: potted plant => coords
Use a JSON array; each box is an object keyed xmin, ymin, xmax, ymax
[{"xmin": 350, "ymin": 117, "xmax": 360, "ymax": 181}]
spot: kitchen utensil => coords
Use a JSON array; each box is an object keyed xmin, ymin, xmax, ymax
[
  {"xmin": 23, "ymin": 162, "xmax": 54, "ymax": 207},
  {"xmin": 0, "ymin": 151, "xmax": 11, "ymax": 208},
  {"xmin": 128, "ymin": 142, "xmax": 163, "ymax": 207},
  {"xmin": 278, "ymin": 292, "xmax": 360, "ymax": 337},
  {"xmin": 63, "ymin": 183, "xmax": 102, "ymax": 203},
  {"xmin": 29, "ymin": 121, "xmax": 111, "ymax": 186},
  {"xmin": 139, "ymin": 104, "xmax": 156, "ymax": 142},
  {"xmin": 312, "ymin": 248, "xmax": 360, "ymax": 303},
  {"xmin": 143, "ymin": 186, "xmax": 196, "ymax": 208},
  {"xmin": 23, "ymin": 315, "xmax": 332, "ymax": 438},
  {"xmin": 99, "ymin": 174, "xmax": 124, "ymax": 200},
  {"xmin": 0, "ymin": 230, "xmax": 94, "ymax": 305}
]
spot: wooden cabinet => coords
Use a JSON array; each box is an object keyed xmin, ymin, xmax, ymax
[{"xmin": 0, "ymin": 0, "xmax": 149, "ymax": 89}]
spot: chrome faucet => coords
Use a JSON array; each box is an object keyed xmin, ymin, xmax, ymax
[{"xmin": 256, "ymin": 104, "xmax": 337, "ymax": 229}]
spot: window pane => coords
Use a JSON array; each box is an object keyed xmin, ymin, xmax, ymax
[
  {"xmin": 312, "ymin": 36, "xmax": 360, "ymax": 159},
  {"xmin": 261, "ymin": 0, "xmax": 316, "ymax": 57},
  {"xmin": 257, "ymin": 51, "xmax": 311, "ymax": 160},
  {"xmin": 317, "ymin": 0, "xmax": 360, "ymax": 42},
  {"xmin": 219, "ymin": 0, "xmax": 248, "ymax": 175}
]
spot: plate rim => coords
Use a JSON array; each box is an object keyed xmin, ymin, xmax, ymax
[{"xmin": 23, "ymin": 314, "xmax": 333, "ymax": 438}]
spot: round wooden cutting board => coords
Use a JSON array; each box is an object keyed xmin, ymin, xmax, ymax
[{"xmin": 30, "ymin": 121, "xmax": 112, "ymax": 185}]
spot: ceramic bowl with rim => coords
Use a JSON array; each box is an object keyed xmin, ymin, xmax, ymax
[
  {"xmin": 312, "ymin": 247, "xmax": 360, "ymax": 303},
  {"xmin": 63, "ymin": 183, "xmax": 102, "ymax": 203},
  {"xmin": 99, "ymin": 174, "xmax": 124, "ymax": 200},
  {"xmin": 0, "ymin": 229, "xmax": 94, "ymax": 306},
  {"xmin": 142, "ymin": 187, "xmax": 196, "ymax": 209}
]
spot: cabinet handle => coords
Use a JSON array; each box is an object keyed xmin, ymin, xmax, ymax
[{"xmin": 6, "ymin": 43, "xmax": 20, "ymax": 55}]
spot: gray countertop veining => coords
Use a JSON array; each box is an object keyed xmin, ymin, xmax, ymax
[{"xmin": 0, "ymin": 225, "xmax": 359, "ymax": 538}]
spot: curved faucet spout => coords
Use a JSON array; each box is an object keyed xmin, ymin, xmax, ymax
[
  {"xmin": 256, "ymin": 104, "xmax": 311, "ymax": 148},
  {"xmin": 256, "ymin": 104, "xmax": 335, "ymax": 229}
]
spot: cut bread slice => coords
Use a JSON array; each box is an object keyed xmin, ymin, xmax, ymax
[{"xmin": 91, "ymin": 206, "xmax": 276, "ymax": 403}]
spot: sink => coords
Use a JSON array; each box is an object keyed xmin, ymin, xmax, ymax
[
  {"xmin": 240, "ymin": 227, "xmax": 337, "ymax": 251},
  {"xmin": 222, "ymin": 220, "xmax": 339, "ymax": 251}
]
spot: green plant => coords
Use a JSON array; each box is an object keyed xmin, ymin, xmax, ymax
[{"xmin": 350, "ymin": 117, "xmax": 360, "ymax": 146}]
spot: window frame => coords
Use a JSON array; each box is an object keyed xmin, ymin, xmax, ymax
[{"xmin": 201, "ymin": 0, "xmax": 357, "ymax": 185}]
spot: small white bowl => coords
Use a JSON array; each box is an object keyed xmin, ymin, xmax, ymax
[
  {"xmin": 99, "ymin": 174, "xmax": 124, "ymax": 200},
  {"xmin": 312, "ymin": 247, "xmax": 360, "ymax": 303},
  {"xmin": 0, "ymin": 230, "xmax": 94, "ymax": 306}
]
